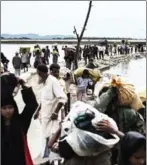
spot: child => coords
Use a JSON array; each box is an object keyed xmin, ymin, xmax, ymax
[
  {"xmin": 63, "ymin": 72, "xmax": 72, "ymax": 114},
  {"xmin": 76, "ymin": 69, "xmax": 93, "ymax": 102}
]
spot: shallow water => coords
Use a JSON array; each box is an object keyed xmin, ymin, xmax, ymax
[{"xmin": 103, "ymin": 58, "xmax": 146, "ymax": 91}]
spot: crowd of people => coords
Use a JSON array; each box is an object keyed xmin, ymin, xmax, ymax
[
  {"xmin": 1, "ymin": 43, "xmax": 146, "ymax": 74},
  {"xmin": 1, "ymin": 42, "xmax": 146, "ymax": 165}
]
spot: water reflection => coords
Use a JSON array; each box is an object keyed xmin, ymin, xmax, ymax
[{"xmin": 104, "ymin": 58, "xmax": 146, "ymax": 91}]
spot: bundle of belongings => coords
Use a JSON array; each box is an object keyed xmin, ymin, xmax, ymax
[
  {"xmin": 102, "ymin": 76, "xmax": 145, "ymax": 111},
  {"xmin": 19, "ymin": 47, "xmax": 31, "ymax": 54},
  {"xmin": 58, "ymin": 101, "xmax": 120, "ymax": 159},
  {"xmin": 74, "ymin": 67, "xmax": 102, "ymax": 83},
  {"xmin": 59, "ymin": 67, "xmax": 71, "ymax": 79}
]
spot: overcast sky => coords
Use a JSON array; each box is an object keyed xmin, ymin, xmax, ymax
[{"xmin": 1, "ymin": 1, "xmax": 146, "ymax": 38}]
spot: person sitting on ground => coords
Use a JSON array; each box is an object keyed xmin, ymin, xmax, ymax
[
  {"xmin": 76, "ymin": 69, "xmax": 93, "ymax": 102},
  {"xmin": 86, "ymin": 58, "xmax": 99, "ymax": 69},
  {"xmin": 1, "ymin": 78, "xmax": 38, "ymax": 165},
  {"xmin": 12, "ymin": 52, "xmax": 22, "ymax": 76}
]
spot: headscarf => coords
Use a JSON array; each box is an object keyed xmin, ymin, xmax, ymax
[
  {"xmin": 1, "ymin": 72, "xmax": 19, "ymax": 97},
  {"xmin": 1, "ymin": 94, "xmax": 25, "ymax": 165},
  {"xmin": 119, "ymin": 131, "xmax": 146, "ymax": 165}
]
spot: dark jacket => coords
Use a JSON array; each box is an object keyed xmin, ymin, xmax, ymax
[
  {"xmin": 1, "ymin": 87, "xmax": 38, "ymax": 165},
  {"xmin": 119, "ymin": 131, "xmax": 146, "ymax": 165},
  {"xmin": 93, "ymin": 46, "xmax": 98, "ymax": 54},
  {"xmin": 94, "ymin": 88, "xmax": 145, "ymax": 135},
  {"xmin": 1, "ymin": 52, "xmax": 9, "ymax": 64},
  {"xmin": 12, "ymin": 56, "xmax": 22, "ymax": 69},
  {"xmin": 45, "ymin": 48, "xmax": 50, "ymax": 57}
]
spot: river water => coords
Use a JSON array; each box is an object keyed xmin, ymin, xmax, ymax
[{"xmin": 104, "ymin": 58, "xmax": 146, "ymax": 92}]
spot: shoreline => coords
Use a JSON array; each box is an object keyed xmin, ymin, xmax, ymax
[
  {"xmin": 80, "ymin": 53, "xmax": 146, "ymax": 73},
  {"xmin": 1, "ymin": 39, "xmax": 146, "ymax": 45}
]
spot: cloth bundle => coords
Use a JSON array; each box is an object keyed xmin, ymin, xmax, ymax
[
  {"xmin": 74, "ymin": 67, "xmax": 101, "ymax": 83},
  {"xmin": 111, "ymin": 76, "xmax": 144, "ymax": 111}
]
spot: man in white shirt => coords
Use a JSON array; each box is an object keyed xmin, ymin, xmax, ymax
[{"xmin": 34, "ymin": 64, "xmax": 67, "ymax": 159}]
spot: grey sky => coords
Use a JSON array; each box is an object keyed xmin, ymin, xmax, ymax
[{"xmin": 1, "ymin": 1, "xmax": 146, "ymax": 38}]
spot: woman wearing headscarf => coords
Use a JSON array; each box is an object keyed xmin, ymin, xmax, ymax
[
  {"xmin": 119, "ymin": 131, "xmax": 146, "ymax": 165},
  {"xmin": 1, "ymin": 78, "xmax": 38, "ymax": 165}
]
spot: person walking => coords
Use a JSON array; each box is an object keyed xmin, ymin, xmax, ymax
[
  {"xmin": 33, "ymin": 49, "xmax": 42, "ymax": 69},
  {"xmin": 41, "ymin": 48, "xmax": 46, "ymax": 65},
  {"xmin": 76, "ymin": 69, "xmax": 93, "ymax": 102},
  {"xmin": 21, "ymin": 49, "xmax": 28, "ymax": 72},
  {"xmin": 93, "ymin": 45, "xmax": 98, "ymax": 60},
  {"xmin": 28, "ymin": 52, "xmax": 32, "ymax": 67},
  {"xmin": 99, "ymin": 46, "xmax": 103, "ymax": 59},
  {"xmin": 34, "ymin": 64, "xmax": 67, "ymax": 164},
  {"xmin": 12, "ymin": 52, "xmax": 21, "ymax": 76},
  {"xmin": 52, "ymin": 48, "xmax": 59, "ymax": 64},
  {"xmin": 45, "ymin": 46, "xmax": 50, "ymax": 65}
]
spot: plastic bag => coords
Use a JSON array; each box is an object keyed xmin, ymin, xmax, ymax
[{"xmin": 60, "ymin": 101, "xmax": 120, "ymax": 157}]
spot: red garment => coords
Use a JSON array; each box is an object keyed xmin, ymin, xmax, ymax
[{"xmin": 22, "ymin": 132, "xmax": 34, "ymax": 165}]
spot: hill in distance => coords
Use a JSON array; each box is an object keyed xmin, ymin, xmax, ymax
[
  {"xmin": 1, "ymin": 33, "xmax": 145, "ymax": 40},
  {"xmin": 1, "ymin": 33, "xmax": 74, "ymax": 39}
]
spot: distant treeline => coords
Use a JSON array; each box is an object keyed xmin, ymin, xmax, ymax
[
  {"xmin": 1, "ymin": 37, "xmax": 30, "ymax": 40},
  {"xmin": 1, "ymin": 36, "xmax": 145, "ymax": 40}
]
